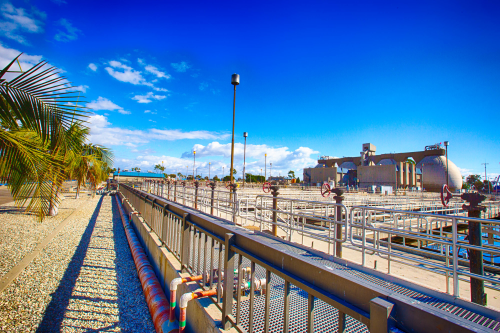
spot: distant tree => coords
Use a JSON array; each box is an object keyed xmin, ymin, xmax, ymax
[
  {"xmin": 213, "ymin": 175, "xmax": 220, "ymax": 181},
  {"xmin": 204, "ymin": 176, "xmax": 209, "ymax": 180},
  {"xmin": 223, "ymin": 175, "xmax": 231, "ymax": 182},
  {"xmin": 168, "ymin": 174, "xmax": 177, "ymax": 179},
  {"xmin": 467, "ymin": 175, "xmax": 481, "ymax": 186},
  {"xmin": 154, "ymin": 164, "xmax": 165, "ymax": 173},
  {"xmin": 177, "ymin": 172, "xmax": 182, "ymax": 179},
  {"xmin": 288, "ymin": 170, "xmax": 295, "ymax": 179},
  {"xmin": 296, "ymin": 177, "xmax": 301, "ymax": 183},
  {"xmin": 131, "ymin": 167, "xmax": 141, "ymax": 172}
]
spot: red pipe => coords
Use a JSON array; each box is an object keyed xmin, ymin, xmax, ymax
[
  {"xmin": 114, "ymin": 195, "xmax": 178, "ymax": 333},
  {"xmin": 179, "ymin": 289, "xmax": 218, "ymax": 333},
  {"xmin": 168, "ymin": 275, "xmax": 203, "ymax": 325}
]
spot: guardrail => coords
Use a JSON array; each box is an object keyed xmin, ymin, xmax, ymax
[{"xmin": 119, "ymin": 184, "xmax": 500, "ymax": 332}]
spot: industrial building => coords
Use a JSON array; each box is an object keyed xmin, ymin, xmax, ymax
[{"xmin": 303, "ymin": 143, "xmax": 462, "ymax": 192}]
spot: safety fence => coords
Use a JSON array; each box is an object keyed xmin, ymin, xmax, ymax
[
  {"xmin": 119, "ymin": 184, "xmax": 500, "ymax": 332},
  {"xmin": 137, "ymin": 180, "xmax": 500, "ymax": 301}
]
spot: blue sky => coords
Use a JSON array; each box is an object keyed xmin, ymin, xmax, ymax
[{"xmin": 1, "ymin": 0, "xmax": 499, "ymax": 181}]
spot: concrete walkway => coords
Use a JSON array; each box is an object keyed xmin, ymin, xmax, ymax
[{"xmin": 0, "ymin": 194, "xmax": 155, "ymax": 332}]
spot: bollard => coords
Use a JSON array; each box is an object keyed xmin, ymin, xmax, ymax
[
  {"xmin": 210, "ymin": 182, "xmax": 216, "ymax": 215},
  {"xmin": 194, "ymin": 181, "xmax": 199, "ymax": 210},
  {"xmin": 271, "ymin": 186, "xmax": 280, "ymax": 236},
  {"xmin": 462, "ymin": 192, "xmax": 487, "ymax": 305},
  {"xmin": 230, "ymin": 183, "xmax": 238, "ymax": 224},
  {"xmin": 332, "ymin": 188, "xmax": 344, "ymax": 258}
]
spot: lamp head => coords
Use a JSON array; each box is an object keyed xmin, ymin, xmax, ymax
[
  {"xmin": 444, "ymin": 141, "xmax": 449, "ymax": 147},
  {"xmin": 243, "ymin": 132, "xmax": 248, "ymax": 138},
  {"xmin": 231, "ymin": 74, "xmax": 240, "ymax": 85}
]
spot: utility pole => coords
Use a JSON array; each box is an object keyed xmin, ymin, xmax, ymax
[
  {"xmin": 209, "ymin": 162, "xmax": 211, "ymax": 180},
  {"xmin": 193, "ymin": 150, "xmax": 196, "ymax": 180},
  {"xmin": 265, "ymin": 154, "xmax": 267, "ymax": 182},
  {"xmin": 230, "ymin": 74, "xmax": 239, "ymax": 186},
  {"xmin": 243, "ymin": 132, "xmax": 248, "ymax": 187},
  {"xmin": 444, "ymin": 141, "xmax": 449, "ymax": 187},
  {"xmin": 482, "ymin": 162, "xmax": 489, "ymax": 194}
]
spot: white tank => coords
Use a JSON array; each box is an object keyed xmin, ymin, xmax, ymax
[{"xmin": 416, "ymin": 156, "xmax": 462, "ymax": 192}]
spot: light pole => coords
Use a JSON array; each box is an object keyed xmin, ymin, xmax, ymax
[
  {"xmin": 243, "ymin": 132, "xmax": 248, "ymax": 187},
  {"xmin": 261, "ymin": 168, "xmax": 262, "ymax": 183},
  {"xmin": 117, "ymin": 167, "xmax": 120, "ymax": 191},
  {"xmin": 270, "ymin": 162, "xmax": 272, "ymax": 179},
  {"xmin": 265, "ymin": 154, "xmax": 267, "ymax": 181},
  {"xmin": 209, "ymin": 162, "xmax": 211, "ymax": 180},
  {"xmin": 193, "ymin": 150, "xmax": 196, "ymax": 180},
  {"xmin": 230, "ymin": 73, "xmax": 239, "ymax": 185},
  {"xmin": 444, "ymin": 141, "xmax": 449, "ymax": 188},
  {"xmin": 196, "ymin": 167, "xmax": 198, "ymax": 180},
  {"xmin": 482, "ymin": 162, "xmax": 489, "ymax": 194},
  {"xmin": 223, "ymin": 166, "xmax": 225, "ymax": 180},
  {"xmin": 186, "ymin": 166, "xmax": 188, "ymax": 180}
]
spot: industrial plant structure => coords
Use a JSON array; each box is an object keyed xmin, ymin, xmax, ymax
[{"xmin": 303, "ymin": 143, "xmax": 462, "ymax": 192}]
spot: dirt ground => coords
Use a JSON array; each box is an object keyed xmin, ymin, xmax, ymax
[{"xmin": 0, "ymin": 187, "xmax": 13, "ymax": 206}]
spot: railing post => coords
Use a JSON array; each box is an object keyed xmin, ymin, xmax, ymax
[
  {"xmin": 181, "ymin": 213, "xmax": 190, "ymax": 273},
  {"xmin": 222, "ymin": 233, "xmax": 235, "ymax": 330},
  {"xmin": 167, "ymin": 180, "xmax": 170, "ymax": 200},
  {"xmin": 174, "ymin": 180, "xmax": 177, "ymax": 202},
  {"xmin": 333, "ymin": 188, "xmax": 344, "ymax": 258},
  {"xmin": 231, "ymin": 183, "xmax": 238, "ymax": 224},
  {"xmin": 271, "ymin": 185, "xmax": 280, "ymax": 236},
  {"xmin": 182, "ymin": 181, "xmax": 186, "ymax": 205},
  {"xmin": 369, "ymin": 297, "xmax": 395, "ymax": 333},
  {"xmin": 210, "ymin": 182, "xmax": 216, "ymax": 215},
  {"xmin": 462, "ymin": 192, "xmax": 487, "ymax": 305},
  {"xmin": 194, "ymin": 181, "xmax": 199, "ymax": 210}
]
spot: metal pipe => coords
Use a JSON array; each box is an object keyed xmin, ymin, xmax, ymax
[
  {"xmin": 169, "ymin": 275, "xmax": 203, "ymax": 323},
  {"xmin": 179, "ymin": 289, "xmax": 218, "ymax": 333}
]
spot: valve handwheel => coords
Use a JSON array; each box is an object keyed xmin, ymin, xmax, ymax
[
  {"xmin": 225, "ymin": 182, "xmax": 231, "ymax": 190},
  {"xmin": 441, "ymin": 184, "xmax": 453, "ymax": 207},
  {"xmin": 207, "ymin": 181, "xmax": 212, "ymax": 187},
  {"xmin": 263, "ymin": 182, "xmax": 271, "ymax": 193},
  {"xmin": 321, "ymin": 183, "xmax": 331, "ymax": 197}
]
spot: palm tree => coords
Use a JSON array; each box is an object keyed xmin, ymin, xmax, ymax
[{"xmin": 0, "ymin": 55, "xmax": 88, "ymax": 220}]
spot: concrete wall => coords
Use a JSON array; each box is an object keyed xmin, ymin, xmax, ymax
[
  {"xmin": 358, "ymin": 164, "xmax": 396, "ymax": 187},
  {"xmin": 309, "ymin": 167, "xmax": 338, "ymax": 184},
  {"xmin": 118, "ymin": 194, "xmax": 233, "ymax": 333}
]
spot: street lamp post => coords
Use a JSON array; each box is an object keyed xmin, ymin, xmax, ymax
[
  {"xmin": 243, "ymin": 132, "xmax": 248, "ymax": 187},
  {"xmin": 186, "ymin": 166, "xmax": 188, "ymax": 180},
  {"xmin": 482, "ymin": 162, "xmax": 489, "ymax": 194},
  {"xmin": 209, "ymin": 162, "xmax": 211, "ymax": 180},
  {"xmin": 117, "ymin": 167, "xmax": 120, "ymax": 191},
  {"xmin": 444, "ymin": 141, "xmax": 449, "ymax": 188},
  {"xmin": 230, "ymin": 74, "xmax": 239, "ymax": 186},
  {"xmin": 265, "ymin": 154, "xmax": 267, "ymax": 181},
  {"xmin": 223, "ymin": 166, "xmax": 225, "ymax": 180},
  {"xmin": 193, "ymin": 150, "xmax": 196, "ymax": 180},
  {"xmin": 270, "ymin": 162, "xmax": 272, "ymax": 179}
]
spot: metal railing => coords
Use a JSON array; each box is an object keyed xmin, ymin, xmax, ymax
[{"xmin": 119, "ymin": 184, "xmax": 500, "ymax": 332}]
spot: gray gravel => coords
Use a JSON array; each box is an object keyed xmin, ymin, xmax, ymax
[
  {"xmin": 0, "ymin": 195, "xmax": 155, "ymax": 332},
  {"xmin": 0, "ymin": 195, "xmax": 89, "ymax": 278}
]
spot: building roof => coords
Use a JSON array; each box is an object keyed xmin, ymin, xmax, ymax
[{"xmin": 113, "ymin": 172, "xmax": 165, "ymax": 178}]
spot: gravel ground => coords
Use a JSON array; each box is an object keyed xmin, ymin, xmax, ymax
[
  {"xmin": 0, "ymin": 194, "xmax": 155, "ymax": 332},
  {"xmin": 0, "ymin": 194, "xmax": 90, "ymax": 278}
]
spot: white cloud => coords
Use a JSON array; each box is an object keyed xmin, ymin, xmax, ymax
[
  {"xmin": 88, "ymin": 63, "xmax": 97, "ymax": 71},
  {"xmin": 54, "ymin": 18, "xmax": 81, "ymax": 42},
  {"xmin": 86, "ymin": 114, "xmax": 228, "ymax": 148},
  {"xmin": 153, "ymin": 87, "xmax": 169, "ymax": 92},
  {"xmin": 144, "ymin": 110, "xmax": 151, "ymax": 113},
  {"xmin": 0, "ymin": 2, "xmax": 45, "ymax": 44},
  {"xmin": 145, "ymin": 64, "xmax": 170, "ymax": 79},
  {"xmin": 105, "ymin": 60, "xmax": 145, "ymax": 85},
  {"xmin": 171, "ymin": 61, "xmax": 190, "ymax": 72},
  {"xmin": 73, "ymin": 85, "xmax": 88, "ymax": 93},
  {"xmin": 132, "ymin": 91, "xmax": 167, "ymax": 104},
  {"xmin": 181, "ymin": 142, "xmax": 319, "ymax": 177},
  {"xmin": 0, "ymin": 43, "xmax": 41, "ymax": 70},
  {"xmin": 149, "ymin": 130, "xmax": 229, "ymax": 141},
  {"xmin": 87, "ymin": 97, "xmax": 130, "ymax": 115},
  {"xmin": 199, "ymin": 82, "xmax": 208, "ymax": 91}
]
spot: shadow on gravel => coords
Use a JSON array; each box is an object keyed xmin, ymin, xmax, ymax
[
  {"xmin": 36, "ymin": 196, "xmax": 104, "ymax": 333},
  {"xmin": 112, "ymin": 196, "xmax": 156, "ymax": 332}
]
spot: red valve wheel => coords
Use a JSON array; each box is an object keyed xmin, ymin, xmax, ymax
[
  {"xmin": 225, "ymin": 182, "xmax": 231, "ymax": 189},
  {"xmin": 263, "ymin": 182, "xmax": 271, "ymax": 193},
  {"xmin": 441, "ymin": 184, "xmax": 453, "ymax": 207},
  {"xmin": 207, "ymin": 181, "xmax": 212, "ymax": 187},
  {"xmin": 321, "ymin": 183, "xmax": 331, "ymax": 197}
]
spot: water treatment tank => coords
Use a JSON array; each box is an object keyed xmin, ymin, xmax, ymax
[{"xmin": 416, "ymin": 156, "xmax": 462, "ymax": 192}]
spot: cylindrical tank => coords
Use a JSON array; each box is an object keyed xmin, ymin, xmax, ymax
[{"xmin": 416, "ymin": 156, "xmax": 462, "ymax": 192}]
